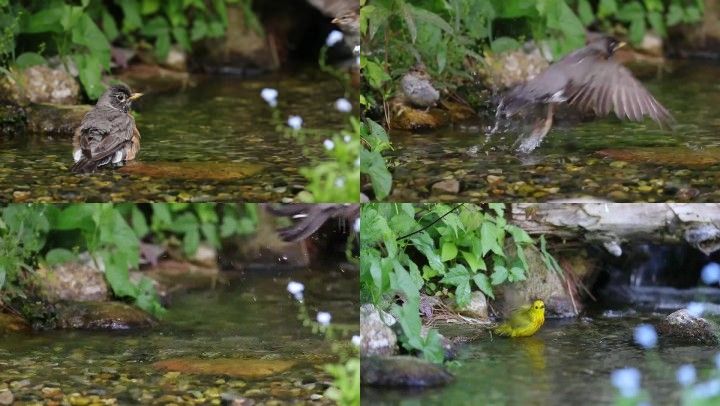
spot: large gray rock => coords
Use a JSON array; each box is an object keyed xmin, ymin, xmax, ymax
[
  {"xmin": 361, "ymin": 356, "xmax": 454, "ymax": 387},
  {"xmin": 0, "ymin": 66, "xmax": 80, "ymax": 105},
  {"xmin": 360, "ymin": 304, "xmax": 397, "ymax": 357},
  {"xmin": 459, "ymin": 291, "xmax": 488, "ymax": 319},
  {"xmin": 55, "ymin": 301, "xmax": 157, "ymax": 330},
  {"xmin": 36, "ymin": 253, "xmax": 108, "ymax": 302},
  {"xmin": 657, "ymin": 309, "xmax": 720, "ymax": 345}
]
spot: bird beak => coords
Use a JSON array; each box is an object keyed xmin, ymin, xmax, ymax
[
  {"xmin": 129, "ymin": 93, "xmax": 144, "ymax": 101},
  {"xmin": 616, "ymin": 41, "xmax": 627, "ymax": 50}
]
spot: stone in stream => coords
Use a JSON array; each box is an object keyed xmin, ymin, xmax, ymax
[
  {"xmin": 360, "ymin": 304, "xmax": 398, "ymax": 357},
  {"xmin": 0, "ymin": 389, "xmax": 13, "ymax": 405},
  {"xmin": 0, "ymin": 101, "xmax": 26, "ymax": 136},
  {"xmin": 596, "ymin": 147, "xmax": 720, "ymax": 167},
  {"xmin": 0, "ymin": 312, "xmax": 30, "ymax": 334},
  {"xmin": 0, "ymin": 66, "xmax": 80, "ymax": 105},
  {"xmin": 431, "ymin": 179, "xmax": 460, "ymax": 195},
  {"xmin": 118, "ymin": 161, "xmax": 264, "ymax": 181},
  {"xmin": 361, "ymin": 356, "xmax": 454, "ymax": 387},
  {"xmin": 152, "ymin": 358, "xmax": 296, "ymax": 378},
  {"xmin": 656, "ymin": 309, "xmax": 720, "ymax": 345},
  {"xmin": 24, "ymin": 103, "xmax": 91, "ymax": 137},
  {"xmin": 55, "ymin": 301, "xmax": 157, "ymax": 330},
  {"xmin": 36, "ymin": 253, "xmax": 109, "ymax": 302}
]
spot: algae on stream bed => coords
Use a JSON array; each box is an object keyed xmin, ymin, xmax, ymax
[
  {"xmin": 0, "ymin": 266, "xmax": 358, "ymax": 404},
  {"xmin": 387, "ymin": 61, "xmax": 720, "ymax": 202},
  {"xmin": 362, "ymin": 315, "xmax": 720, "ymax": 405},
  {"xmin": 0, "ymin": 70, "xmax": 348, "ymax": 202}
]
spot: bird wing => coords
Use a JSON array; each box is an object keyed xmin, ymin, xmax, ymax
[
  {"xmin": 565, "ymin": 59, "xmax": 673, "ymax": 126},
  {"xmin": 507, "ymin": 306, "xmax": 533, "ymax": 328}
]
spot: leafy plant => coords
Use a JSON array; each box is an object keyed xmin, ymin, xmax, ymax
[
  {"xmin": 360, "ymin": 118, "xmax": 392, "ymax": 200},
  {"xmin": 360, "ymin": 203, "xmax": 555, "ymax": 363},
  {"xmin": 0, "ymin": 205, "xmax": 49, "ymax": 297}
]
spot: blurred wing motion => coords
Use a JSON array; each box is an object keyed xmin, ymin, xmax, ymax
[
  {"xmin": 265, "ymin": 204, "xmax": 360, "ymax": 242},
  {"xmin": 565, "ymin": 59, "xmax": 673, "ymax": 126}
]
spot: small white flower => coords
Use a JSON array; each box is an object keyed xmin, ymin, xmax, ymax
[
  {"xmin": 335, "ymin": 98, "xmax": 352, "ymax": 113},
  {"xmin": 611, "ymin": 367, "xmax": 641, "ymax": 398},
  {"xmin": 692, "ymin": 379, "xmax": 720, "ymax": 399},
  {"xmin": 702, "ymin": 262, "xmax": 720, "ymax": 285},
  {"xmin": 261, "ymin": 88, "xmax": 278, "ymax": 107},
  {"xmin": 687, "ymin": 302, "xmax": 705, "ymax": 317},
  {"xmin": 353, "ymin": 218, "xmax": 360, "ymax": 233},
  {"xmin": 317, "ymin": 311, "xmax": 332, "ymax": 326},
  {"xmin": 335, "ymin": 177, "xmax": 345, "ymax": 188},
  {"xmin": 355, "ymin": 158, "xmax": 360, "ymax": 167},
  {"xmin": 351, "ymin": 335, "xmax": 361, "ymax": 347},
  {"xmin": 633, "ymin": 324, "xmax": 657, "ymax": 349},
  {"xmin": 353, "ymin": 45, "xmax": 360, "ymax": 56},
  {"xmin": 287, "ymin": 115, "xmax": 303, "ymax": 130},
  {"xmin": 343, "ymin": 135, "xmax": 352, "ymax": 143},
  {"xmin": 287, "ymin": 281, "xmax": 304, "ymax": 301},
  {"xmin": 715, "ymin": 353, "xmax": 720, "ymax": 369},
  {"xmin": 676, "ymin": 364, "xmax": 696, "ymax": 387},
  {"xmin": 323, "ymin": 139, "xmax": 335, "ymax": 150},
  {"xmin": 355, "ymin": 56, "xmax": 360, "ymax": 66},
  {"xmin": 326, "ymin": 30, "xmax": 344, "ymax": 47}
]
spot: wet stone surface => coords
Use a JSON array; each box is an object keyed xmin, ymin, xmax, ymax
[
  {"xmin": 385, "ymin": 61, "xmax": 720, "ymax": 202},
  {"xmin": 0, "ymin": 70, "xmax": 347, "ymax": 202}
]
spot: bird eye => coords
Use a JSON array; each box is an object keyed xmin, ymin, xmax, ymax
[{"xmin": 116, "ymin": 94, "xmax": 125, "ymax": 101}]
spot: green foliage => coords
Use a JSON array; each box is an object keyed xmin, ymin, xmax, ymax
[
  {"xmin": 6, "ymin": 0, "xmax": 260, "ymax": 99},
  {"xmin": 324, "ymin": 358, "xmax": 360, "ymax": 406},
  {"xmin": 0, "ymin": 1, "xmax": 19, "ymax": 67},
  {"xmin": 360, "ymin": 118, "xmax": 392, "ymax": 200},
  {"xmin": 360, "ymin": 203, "xmax": 555, "ymax": 363},
  {"xmin": 0, "ymin": 204, "xmax": 258, "ymax": 319}
]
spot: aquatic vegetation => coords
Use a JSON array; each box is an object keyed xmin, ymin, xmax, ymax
[{"xmin": 493, "ymin": 299, "xmax": 546, "ymax": 338}]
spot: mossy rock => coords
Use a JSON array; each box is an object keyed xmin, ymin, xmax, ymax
[
  {"xmin": 55, "ymin": 301, "xmax": 157, "ymax": 330},
  {"xmin": 0, "ymin": 102, "xmax": 27, "ymax": 136},
  {"xmin": 25, "ymin": 103, "xmax": 90, "ymax": 137},
  {"xmin": 656, "ymin": 309, "xmax": 720, "ymax": 346},
  {"xmin": 361, "ymin": 356, "xmax": 454, "ymax": 387}
]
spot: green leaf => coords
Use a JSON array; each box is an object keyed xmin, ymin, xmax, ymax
[
  {"xmin": 509, "ymin": 266, "xmax": 526, "ymax": 282},
  {"xmin": 21, "ymin": 6, "xmax": 64, "ymax": 33},
  {"xmin": 647, "ymin": 11, "xmax": 666, "ymax": 37},
  {"xmin": 130, "ymin": 206, "xmax": 149, "ymax": 238},
  {"xmin": 577, "ymin": 0, "xmax": 595, "ymax": 25},
  {"xmin": 183, "ymin": 228, "xmax": 200, "ymax": 255},
  {"xmin": 212, "ymin": 0, "xmax": 229, "ymax": 26},
  {"xmin": 102, "ymin": 10, "xmax": 119, "ymax": 41},
  {"xmin": 455, "ymin": 280, "xmax": 471, "ymax": 307},
  {"xmin": 45, "ymin": 248, "xmax": 75, "ymax": 266},
  {"xmin": 141, "ymin": 0, "xmax": 161, "ymax": 15},
  {"xmin": 628, "ymin": 16, "xmax": 646, "ymax": 45},
  {"xmin": 73, "ymin": 53, "xmax": 106, "ymax": 100},
  {"xmin": 491, "ymin": 266, "xmax": 508, "ymax": 285},
  {"xmin": 440, "ymin": 264, "xmax": 470, "ymax": 286},
  {"xmin": 118, "ymin": 0, "xmax": 142, "ymax": 32},
  {"xmin": 154, "ymin": 31, "xmax": 171, "ymax": 60},
  {"xmin": 480, "ymin": 221, "xmax": 503, "ymax": 257},
  {"xmin": 172, "ymin": 26, "xmax": 191, "ymax": 50},
  {"xmin": 360, "ymin": 149, "xmax": 392, "ymax": 200},
  {"xmin": 461, "ymin": 250, "xmax": 485, "ymax": 272},
  {"xmin": 598, "ymin": 0, "xmax": 618, "ymax": 18},
  {"xmin": 616, "ymin": 1, "xmax": 645, "ymax": 22},
  {"xmin": 506, "ymin": 224, "xmax": 533, "ymax": 244},
  {"xmin": 190, "ymin": 18, "xmax": 208, "ymax": 41},
  {"xmin": 441, "ymin": 242, "xmax": 458, "ymax": 261},
  {"xmin": 666, "ymin": 4, "xmax": 684, "ymax": 26},
  {"xmin": 472, "ymin": 273, "xmax": 494, "ymax": 299},
  {"xmin": 684, "ymin": 6, "xmax": 701, "ymax": 23},
  {"xmin": 15, "ymin": 52, "xmax": 46, "ymax": 68}
]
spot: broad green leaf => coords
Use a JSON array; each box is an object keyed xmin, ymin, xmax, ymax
[
  {"xmin": 440, "ymin": 264, "xmax": 470, "ymax": 286},
  {"xmin": 577, "ymin": 0, "xmax": 595, "ymax": 25},
  {"xmin": 118, "ymin": 0, "xmax": 142, "ymax": 32},
  {"xmin": 598, "ymin": 0, "xmax": 618, "ymax": 18},
  {"xmin": 461, "ymin": 250, "xmax": 485, "ymax": 272},
  {"xmin": 45, "ymin": 248, "xmax": 75, "ymax": 266},
  {"xmin": 455, "ymin": 280, "xmax": 471, "ymax": 307},
  {"xmin": 473, "ymin": 273, "xmax": 494, "ymax": 299},
  {"xmin": 15, "ymin": 52, "xmax": 46, "ymax": 68},
  {"xmin": 491, "ymin": 265, "xmax": 508, "ymax": 285},
  {"xmin": 441, "ymin": 242, "xmax": 458, "ymax": 261},
  {"xmin": 183, "ymin": 227, "xmax": 200, "ymax": 255}
]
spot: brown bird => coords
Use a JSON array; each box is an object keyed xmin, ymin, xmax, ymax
[
  {"xmin": 264, "ymin": 204, "xmax": 359, "ymax": 242},
  {"xmin": 401, "ymin": 63, "xmax": 440, "ymax": 109},
  {"xmin": 498, "ymin": 36, "xmax": 673, "ymax": 153},
  {"xmin": 331, "ymin": 10, "xmax": 359, "ymax": 49},
  {"xmin": 71, "ymin": 84, "xmax": 142, "ymax": 173}
]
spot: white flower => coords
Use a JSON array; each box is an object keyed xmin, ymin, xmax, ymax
[
  {"xmin": 317, "ymin": 311, "xmax": 332, "ymax": 326},
  {"xmin": 692, "ymin": 379, "xmax": 720, "ymax": 399},
  {"xmin": 701, "ymin": 262, "xmax": 720, "ymax": 285},
  {"xmin": 326, "ymin": 30, "xmax": 344, "ymax": 47},
  {"xmin": 335, "ymin": 98, "xmax": 352, "ymax": 113},
  {"xmin": 355, "ymin": 158, "xmax": 360, "ymax": 167},
  {"xmin": 355, "ymin": 56, "xmax": 360, "ymax": 66},
  {"xmin": 633, "ymin": 324, "xmax": 657, "ymax": 349},
  {"xmin": 343, "ymin": 135, "xmax": 352, "ymax": 143},
  {"xmin": 351, "ymin": 335, "xmax": 361, "ymax": 347},
  {"xmin": 716, "ymin": 353, "xmax": 720, "ymax": 370},
  {"xmin": 287, "ymin": 281, "xmax": 304, "ymax": 301},
  {"xmin": 335, "ymin": 177, "xmax": 345, "ymax": 188},
  {"xmin": 353, "ymin": 218, "xmax": 360, "ymax": 233},
  {"xmin": 353, "ymin": 45, "xmax": 360, "ymax": 56},
  {"xmin": 687, "ymin": 302, "xmax": 705, "ymax": 317},
  {"xmin": 261, "ymin": 88, "xmax": 278, "ymax": 107},
  {"xmin": 287, "ymin": 115, "xmax": 303, "ymax": 130},
  {"xmin": 323, "ymin": 139, "xmax": 335, "ymax": 150},
  {"xmin": 611, "ymin": 367, "xmax": 641, "ymax": 398},
  {"xmin": 676, "ymin": 364, "xmax": 696, "ymax": 387}
]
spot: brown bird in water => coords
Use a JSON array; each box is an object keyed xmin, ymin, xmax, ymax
[
  {"xmin": 401, "ymin": 63, "xmax": 440, "ymax": 109},
  {"xmin": 498, "ymin": 36, "xmax": 673, "ymax": 153},
  {"xmin": 71, "ymin": 84, "xmax": 142, "ymax": 173},
  {"xmin": 265, "ymin": 204, "xmax": 359, "ymax": 242},
  {"xmin": 331, "ymin": 10, "xmax": 359, "ymax": 49}
]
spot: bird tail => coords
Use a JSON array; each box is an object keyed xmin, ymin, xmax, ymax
[
  {"xmin": 71, "ymin": 155, "xmax": 113, "ymax": 173},
  {"xmin": 493, "ymin": 323, "xmax": 513, "ymax": 337}
]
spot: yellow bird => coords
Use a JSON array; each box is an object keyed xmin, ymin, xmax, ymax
[{"xmin": 493, "ymin": 299, "xmax": 546, "ymax": 337}]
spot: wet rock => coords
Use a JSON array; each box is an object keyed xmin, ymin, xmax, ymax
[
  {"xmin": 442, "ymin": 100, "xmax": 477, "ymax": 122},
  {"xmin": 55, "ymin": 301, "xmax": 157, "ymax": 330},
  {"xmin": 0, "ymin": 66, "xmax": 80, "ymax": 105},
  {"xmin": 0, "ymin": 389, "xmax": 13, "ymax": 405},
  {"xmin": 190, "ymin": 243, "xmax": 218, "ymax": 268},
  {"xmin": 390, "ymin": 106, "xmax": 449, "ymax": 131},
  {"xmin": 496, "ymin": 246, "xmax": 580, "ymax": 318},
  {"xmin": 153, "ymin": 358, "xmax": 296, "ymax": 378},
  {"xmin": 116, "ymin": 63, "xmax": 193, "ymax": 95},
  {"xmin": 36, "ymin": 253, "xmax": 108, "ymax": 302},
  {"xmin": 360, "ymin": 304, "xmax": 397, "ymax": 357},
  {"xmin": 118, "ymin": 161, "xmax": 264, "ymax": 181},
  {"xmin": 25, "ymin": 103, "xmax": 91, "ymax": 137},
  {"xmin": 0, "ymin": 313, "xmax": 30, "ymax": 334},
  {"xmin": 361, "ymin": 356, "xmax": 454, "ymax": 387},
  {"xmin": 162, "ymin": 46, "xmax": 188, "ymax": 72},
  {"xmin": 0, "ymin": 101, "xmax": 26, "ymax": 136},
  {"xmin": 479, "ymin": 45, "xmax": 549, "ymax": 90},
  {"xmin": 657, "ymin": 309, "xmax": 720, "ymax": 345},
  {"xmin": 431, "ymin": 179, "xmax": 460, "ymax": 195},
  {"xmin": 597, "ymin": 148, "xmax": 720, "ymax": 167},
  {"xmin": 458, "ymin": 291, "xmax": 488, "ymax": 319},
  {"xmin": 132, "ymin": 258, "xmax": 220, "ymax": 303}
]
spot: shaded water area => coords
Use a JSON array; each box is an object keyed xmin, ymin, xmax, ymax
[
  {"xmin": 363, "ymin": 313, "xmax": 720, "ymax": 405},
  {"xmin": 0, "ymin": 264, "xmax": 358, "ymax": 404},
  {"xmin": 388, "ymin": 61, "xmax": 720, "ymax": 202},
  {"xmin": 0, "ymin": 70, "xmax": 346, "ymax": 202}
]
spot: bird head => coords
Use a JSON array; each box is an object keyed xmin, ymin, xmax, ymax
[
  {"xmin": 604, "ymin": 37, "xmax": 626, "ymax": 55},
  {"xmin": 98, "ymin": 84, "xmax": 143, "ymax": 113},
  {"xmin": 531, "ymin": 299, "xmax": 545, "ymax": 313}
]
